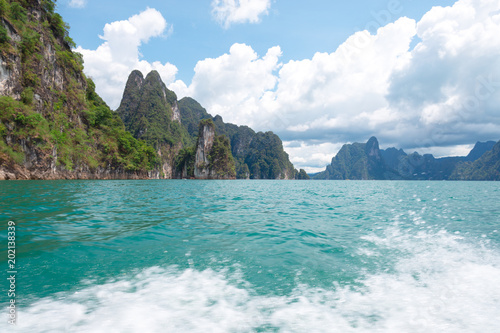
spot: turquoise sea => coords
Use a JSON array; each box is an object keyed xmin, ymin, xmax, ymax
[{"xmin": 1, "ymin": 180, "xmax": 500, "ymax": 332}]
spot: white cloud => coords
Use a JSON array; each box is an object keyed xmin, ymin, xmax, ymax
[
  {"xmin": 410, "ymin": 144, "xmax": 474, "ymax": 158},
  {"xmin": 283, "ymin": 141, "xmax": 344, "ymax": 172},
  {"xmin": 169, "ymin": 0, "xmax": 500, "ymax": 170},
  {"xmin": 81, "ymin": 1, "xmax": 500, "ymax": 170},
  {"xmin": 68, "ymin": 0, "xmax": 87, "ymax": 9},
  {"xmin": 171, "ymin": 43, "xmax": 282, "ymax": 126},
  {"xmin": 172, "ymin": 17, "xmax": 417, "ymax": 144},
  {"xmin": 76, "ymin": 8, "xmax": 178, "ymax": 109},
  {"xmin": 211, "ymin": 0, "xmax": 271, "ymax": 28}
]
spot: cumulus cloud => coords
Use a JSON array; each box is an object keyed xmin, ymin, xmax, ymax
[
  {"xmin": 283, "ymin": 141, "xmax": 345, "ymax": 173},
  {"xmin": 68, "ymin": 0, "xmax": 87, "ymax": 9},
  {"xmin": 386, "ymin": 0, "xmax": 500, "ymax": 148},
  {"xmin": 211, "ymin": 0, "xmax": 271, "ymax": 28},
  {"xmin": 170, "ymin": 0, "xmax": 500, "ymax": 171},
  {"xmin": 76, "ymin": 8, "xmax": 178, "ymax": 109},
  {"xmin": 81, "ymin": 1, "xmax": 500, "ymax": 171},
  {"xmin": 172, "ymin": 43, "xmax": 282, "ymax": 125}
]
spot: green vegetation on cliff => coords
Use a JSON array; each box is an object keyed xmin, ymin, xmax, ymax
[
  {"xmin": 118, "ymin": 71, "xmax": 295, "ymax": 179},
  {"xmin": 175, "ymin": 146, "xmax": 195, "ymax": 178},
  {"xmin": 314, "ymin": 137, "xmax": 500, "ymax": 181},
  {"xmin": 243, "ymin": 131, "xmax": 295, "ymax": 179},
  {"xmin": 177, "ymin": 98, "xmax": 295, "ymax": 179},
  {"xmin": 177, "ymin": 97, "xmax": 212, "ymax": 139},
  {"xmin": 117, "ymin": 70, "xmax": 190, "ymax": 148},
  {"xmin": 451, "ymin": 140, "xmax": 500, "ymax": 180},
  {"xmin": 0, "ymin": 0, "xmax": 157, "ymax": 178},
  {"xmin": 207, "ymin": 135, "xmax": 236, "ymax": 179},
  {"xmin": 296, "ymin": 169, "xmax": 310, "ymax": 180}
]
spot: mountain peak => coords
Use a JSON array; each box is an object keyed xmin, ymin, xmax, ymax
[
  {"xmin": 365, "ymin": 136, "xmax": 381, "ymax": 158},
  {"xmin": 130, "ymin": 69, "xmax": 144, "ymax": 79},
  {"xmin": 125, "ymin": 70, "xmax": 145, "ymax": 91},
  {"xmin": 144, "ymin": 70, "xmax": 162, "ymax": 83},
  {"xmin": 465, "ymin": 141, "xmax": 497, "ymax": 162},
  {"xmin": 366, "ymin": 136, "xmax": 379, "ymax": 146}
]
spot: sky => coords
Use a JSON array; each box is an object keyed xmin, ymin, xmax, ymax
[{"xmin": 59, "ymin": 0, "xmax": 500, "ymax": 172}]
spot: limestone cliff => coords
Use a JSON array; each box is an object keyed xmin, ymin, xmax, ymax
[
  {"xmin": 178, "ymin": 97, "xmax": 296, "ymax": 179},
  {"xmin": 451, "ymin": 140, "xmax": 500, "ymax": 180},
  {"xmin": 194, "ymin": 120, "xmax": 215, "ymax": 179},
  {"xmin": 315, "ymin": 137, "xmax": 396, "ymax": 180},
  {"xmin": 193, "ymin": 119, "xmax": 235, "ymax": 180},
  {"xmin": 314, "ymin": 137, "xmax": 499, "ymax": 181},
  {"xmin": 0, "ymin": 0, "xmax": 158, "ymax": 180},
  {"xmin": 117, "ymin": 70, "xmax": 190, "ymax": 178},
  {"xmin": 118, "ymin": 70, "xmax": 296, "ymax": 180}
]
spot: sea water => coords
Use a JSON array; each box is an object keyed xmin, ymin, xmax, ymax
[{"xmin": 1, "ymin": 180, "xmax": 499, "ymax": 332}]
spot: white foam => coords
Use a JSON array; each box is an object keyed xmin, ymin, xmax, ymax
[{"xmin": 3, "ymin": 227, "xmax": 500, "ymax": 332}]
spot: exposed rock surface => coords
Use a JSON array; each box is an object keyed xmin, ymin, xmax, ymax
[
  {"xmin": 314, "ymin": 137, "xmax": 499, "ymax": 181},
  {"xmin": 194, "ymin": 120, "xmax": 216, "ymax": 179},
  {"xmin": 452, "ymin": 140, "xmax": 500, "ymax": 180},
  {"xmin": 118, "ymin": 71, "xmax": 296, "ymax": 180},
  {"xmin": 178, "ymin": 98, "xmax": 295, "ymax": 179},
  {"xmin": 1, "ymin": 2, "xmax": 157, "ymax": 180}
]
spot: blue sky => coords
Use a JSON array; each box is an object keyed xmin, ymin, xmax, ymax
[
  {"xmin": 58, "ymin": 0, "xmax": 500, "ymax": 171},
  {"xmin": 60, "ymin": 0, "xmax": 455, "ymax": 84}
]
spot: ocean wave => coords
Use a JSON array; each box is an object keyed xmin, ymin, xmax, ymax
[{"xmin": 3, "ymin": 225, "xmax": 500, "ymax": 332}]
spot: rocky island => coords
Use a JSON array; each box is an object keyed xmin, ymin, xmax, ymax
[{"xmin": 0, "ymin": 1, "xmax": 296, "ymax": 180}]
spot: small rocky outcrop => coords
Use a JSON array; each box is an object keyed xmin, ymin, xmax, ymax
[
  {"xmin": 194, "ymin": 120, "xmax": 216, "ymax": 179},
  {"xmin": 194, "ymin": 119, "xmax": 235, "ymax": 180}
]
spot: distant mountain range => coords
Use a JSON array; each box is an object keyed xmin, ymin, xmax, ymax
[{"xmin": 313, "ymin": 137, "xmax": 500, "ymax": 181}]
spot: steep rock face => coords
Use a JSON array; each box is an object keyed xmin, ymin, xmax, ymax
[
  {"xmin": 365, "ymin": 136, "xmax": 381, "ymax": 159},
  {"xmin": 172, "ymin": 100, "xmax": 181, "ymax": 123},
  {"xmin": 1, "ymin": 1, "xmax": 157, "ymax": 180},
  {"xmin": 315, "ymin": 138, "xmax": 499, "ymax": 181},
  {"xmin": 117, "ymin": 70, "xmax": 182, "ymax": 141},
  {"xmin": 465, "ymin": 141, "xmax": 497, "ymax": 162},
  {"xmin": 1, "ymin": 15, "xmax": 85, "ymax": 114},
  {"xmin": 395, "ymin": 152, "xmax": 436, "ymax": 179},
  {"xmin": 117, "ymin": 70, "xmax": 190, "ymax": 178},
  {"xmin": 117, "ymin": 70, "xmax": 144, "ymax": 127},
  {"xmin": 380, "ymin": 147, "xmax": 407, "ymax": 170},
  {"xmin": 451, "ymin": 140, "xmax": 500, "ymax": 180},
  {"xmin": 316, "ymin": 137, "xmax": 395, "ymax": 180},
  {"xmin": 193, "ymin": 119, "xmax": 235, "ymax": 180},
  {"xmin": 178, "ymin": 98, "xmax": 295, "ymax": 179},
  {"xmin": 194, "ymin": 121, "xmax": 216, "ymax": 179},
  {"xmin": 364, "ymin": 136, "xmax": 391, "ymax": 179},
  {"xmin": 1, "ymin": 18, "xmax": 22, "ymax": 99}
]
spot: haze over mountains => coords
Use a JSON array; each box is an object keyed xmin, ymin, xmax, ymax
[{"xmin": 314, "ymin": 137, "xmax": 500, "ymax": 181}]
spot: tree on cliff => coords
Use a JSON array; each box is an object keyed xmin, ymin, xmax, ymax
[
  {"xmin": 208, "ymin": 134, "xmax": 236, "ymax": 178},
  {"xmin": 297, "ymin": 169, "xmax": 310, "ymax": 180},
  {"xmin": 0, "ymin": 0, "xmax": 158, "ymax": 179}
]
